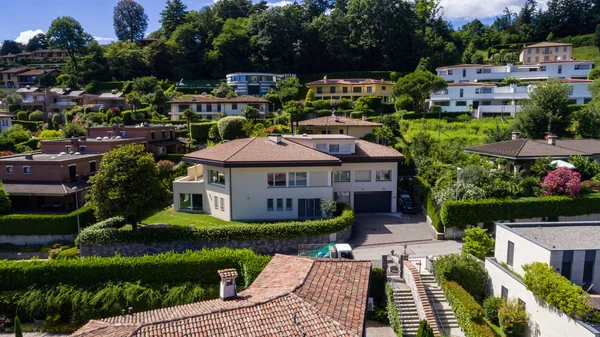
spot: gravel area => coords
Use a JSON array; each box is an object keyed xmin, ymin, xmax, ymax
[
  {"xmin": 366, "ymin": 320, "xmax": 397, "ymax": 337},
  {"xmin": 512, "ymin": 224, "xmax": 600, "ymax": 249}
]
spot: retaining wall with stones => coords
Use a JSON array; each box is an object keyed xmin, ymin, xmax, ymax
[
  {"xmin": 80, "ymin": 225, "xmax": 352, "ymax": 257},
  {"xmin": 0, "ymin": 252, "xmax": 49, "ymax": 260},
  {"xmin": 0, "ymin": 234, "xmax": 75, "ymax": 245}
]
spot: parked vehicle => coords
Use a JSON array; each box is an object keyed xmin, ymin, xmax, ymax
[
  {"xmin": 298, "ymin": 243, "xmax": 354, "ymax": 259},
  {"xmin": 399, "ymin": 192, "xmax": 416, "ymax": 214}
]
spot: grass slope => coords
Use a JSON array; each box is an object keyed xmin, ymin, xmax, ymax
[
  {"xmin": 142, "ymin": 209, "xmax": 245, "ymax": 227},
  {"xmin": 573, "ymin": 45, "xmax": 600, "ymax": 65}
]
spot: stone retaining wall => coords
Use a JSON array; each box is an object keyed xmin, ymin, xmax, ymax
[
  {"xmin": 0, "ymin": 252, "xmax": 49, "ymax": 260},
  {"xmin": 80, "ymin": 225, "xmax": 352, "ymax": 257},
  {"xmin": 0, "ymin": 234, "xmax": 75, "ymax": 245},
  {"xmin": 403, "ymin": 260, "xmax": 441, "ymax": 337}
]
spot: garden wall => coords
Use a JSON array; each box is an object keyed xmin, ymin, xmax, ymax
[
  {"xmin": 0, "ymin": 234, "xmax": 75, "ymax": 245},
  {"xmin": 0, "ymin": 252, "xmax": 49, "ymax": 260},
  {"xmin": 80, "ymin": 225, "xmax": 352, "ymax": 257}
]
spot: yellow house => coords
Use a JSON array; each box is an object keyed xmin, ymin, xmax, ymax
[
  {"xmin": 305, "ymin": 77, "xmax": 395, "ymax": 102},
  {"xmin": 519, "ymin": 42, "xmax": 573, "ymax": 64}
]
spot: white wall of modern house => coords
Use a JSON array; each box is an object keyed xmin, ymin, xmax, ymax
[{"xmin": 436, "ymin": 61, "xmax": 593, "ymax": 83}]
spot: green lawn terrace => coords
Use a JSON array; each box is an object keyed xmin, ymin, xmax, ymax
[{"xmin": 142, "ymin": 208, "xmax": 245, "ymax": 228}]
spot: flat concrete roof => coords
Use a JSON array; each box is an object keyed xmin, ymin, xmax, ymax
[
  {"xmin": 0, "ymin": 153, "xmax": 101, "ymax": 162},
  {"xmin": 505, "ymin": 222, "xmax": 600, "ymax": 249}
]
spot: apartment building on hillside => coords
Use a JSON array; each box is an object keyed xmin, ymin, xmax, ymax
[
  {"xmin": 226, "ymin": 72, "xmax": 294, "ymax": 96},
  {"xmin": 305, "ymin": 77, "xmax": 395, "ymax": 102},
  {"xmin": 519, "ymin": 42, "xmax": 573, "ymax": 64},
  {"xmin": 167, "ymin": 96, "xmax": 268, "ymax": 121}
]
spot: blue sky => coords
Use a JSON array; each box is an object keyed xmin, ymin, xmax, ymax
[{"xmin": 2, "ymin": 0, "xmax": 547, "ymax": 44}]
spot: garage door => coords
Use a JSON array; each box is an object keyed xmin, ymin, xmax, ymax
[{"xmin": 354, "ymin": 191, "xmax": 392, "ymax": 213}]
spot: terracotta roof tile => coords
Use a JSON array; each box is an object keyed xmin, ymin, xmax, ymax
[
  {"xmin": 299, "ymin": 116, "xmax": 382, "ymax": 127},
  {"xmin": 217, "ymin": 269, "xmax": 238, "ymax": 279},
  {"xmin": 0, "ymin": 68, "xmax": 29, "ymax": 74},
  {"xmin": 524, "ymin": 42, "xmax": 572, "ymax": 48},
  {"xmin": 18, "ymin": 69, "xmax": 57, "ymax": 76},
  {"xmin": 334, "ymin": 140, "xmax": 404, "ymax": 162},
  {"xmin": 167, "ymin": 96, "xmax": 267, "ymax": 104}
]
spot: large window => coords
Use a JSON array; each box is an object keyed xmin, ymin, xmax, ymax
[
  {"xmin": 583, "ymin": 250, "xmax": 596, "ymax": 283},
  {"xmin": 317, "ymin": 87, "xmax": 323, "ymax": 94},
  {"xmin": 507, "ymin": 241, "xmax": 514, "ymax": 267},
  {"xmin": 268, "ymin": 173, "xmax": 286, "ymax": 187},
  {"xmin": 267, "ymin": 199, "xmax": 274, "ymax": 211},
  {"xmin": 330, "ymin": 86, "xmax": 336, "ymax": 93},
  {"xmin": 179, "ymin": 193, "xmax": 203, "ymax": 211},
  {"xmin": 456, "ymin": 101, "xmax": 467, "ymax": 106},
  {"xmin": 366, "ymin": 86, "xmax": 372, "ymax": 93},
  {"xmin": 209, "ymin": 170, "xmax": 226, "ymax": 185},
  {"xmin": 334, "ymin": 171, "xmax": 351, "ymax": 182},
  {"xmin": 376, "ymin": 170, "xmax": 391, "ymax": 181},
  {"xmin": 329, "ymin": 144, "xmax": 340, "ymax": 153},
  {"xmin": 288, "ymin": 172, "xmax": 307, "ymax": 187},
  {"xmin": 298, "ymin": 198, "xmax": 322, "ymax": 218},
  {"xmin": 352, "ymin": 87, "xmax": 362, "ymax": 93},
  {"xmin": 561, "ymin": 250, "xmax": 574, "ymax": 280},
  {"xmin": 343, "ymin": 87, "xmax": 348, "ymax": 93}
]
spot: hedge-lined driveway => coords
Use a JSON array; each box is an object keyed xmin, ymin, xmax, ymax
[{"xmin": 349, "ymin": 213, "xmax": 433, "ymax": 247}]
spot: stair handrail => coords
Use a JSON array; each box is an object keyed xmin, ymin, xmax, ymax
[{"xmin": 429, "ymin": 295, "xmax": 450, "ymax": 337}]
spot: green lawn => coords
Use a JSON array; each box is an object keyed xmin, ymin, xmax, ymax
[
  {"xmin": 573, "ymin": 46, "xmax": 600, "ymax": 65},
  {"xmin": 486, "ymin": 319, "xmax": 507, "ymax": 337},
  {"xmin": 141, "ymin": 209, "xmax": 246, "ymax": 227}
]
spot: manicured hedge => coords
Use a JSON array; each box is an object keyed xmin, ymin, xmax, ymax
[
  {"xmin": 12, "ymin": 120, "xmax": 42, "ymax": 132},
  {"xmin": 0, "ymin": 248, "xmax": 272, "ymax": 291},
  {"xmin": 0, "ymin": 139, "xmax": 15, "ymax": 152},
  {"xmin": 412, "ymin": 176, "xmax": 443, "ymax": 232},
  {"xmin": 80, "ymin": 204, "xmax": 354, "ymax": 244},
  {"xmin": 386, "ymin": 283, "xmax": 403, "ymax": 337},
  {"xmin": 0, "ymin": 204, "xmax": 96, "ymax": 235},
  {"xmin": 190, "ymin": 122, "xmax": 217, "ymax": 142},
  {"xmin": 84, "ymin": 81, "xmax": 126, "ymax": 94},
  {"xmin": 149, "ymin": 119, "xmax": 187, "ymax": 125},
  {"xmin": 441, "ymin": 194, "xmax": 600, "ymax": 229},
  {"xmin": 441, "ymin": 281, "xmax": 495, "ymax": 337},
  {"xmin": 17, "ymin": 138, "xmax": 40, "ymax": 150}
]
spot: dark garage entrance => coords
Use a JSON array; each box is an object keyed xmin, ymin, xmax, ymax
[{"xmin": 354, "ymin": 191, "xmax": 392, "ymax": 213}]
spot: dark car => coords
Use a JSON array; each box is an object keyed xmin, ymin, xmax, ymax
[{"xmin": 402, "ymin": 200, "xmax": 417, "ymax": 214}]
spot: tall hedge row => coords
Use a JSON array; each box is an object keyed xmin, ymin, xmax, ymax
[
  {"xmin": 441, "ymin": 194, "xmax": 600, "ymax": 228},
  {"xmin": 441, "ymin": 281, "xmax": 495, "ymax": 337},
  {"xmin": 0, "ymin": 204, "xmax": 96, "ymax": 235},
  {"xmin": 80, "ymin": 204, "xmax": 354, "ymax": 244},
  {"xmin": 386, "ymin": 283, "xmax": 403, "ymax": 337},
  {"xmin": 412, "ymin": 176, "xmax": 443, "ymax": 232},
  {"xmin": 190, "ymin": 122, "xmax": 217, "ymax": 142},
  {"xmin": 0, "ymin": 248, "xmax": 272, "ymax": 292},
  {"xmin": 12, "ymin": 120, "xmax": 42, "ymax": 132}
]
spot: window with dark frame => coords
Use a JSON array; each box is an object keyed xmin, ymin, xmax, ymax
[
  {"xmin": 276, "ymin": 198, "xmax": 283, "ymax": 211},
  {"xmin": 267, "ymin": 199, "xmax": 274, "ymax": 211},
  {"xmin": 286, "ymin": 198, "xmax": 292, "ymax": 211},
  {"xmin": 501, "ymin": 286, "xmax": 508, "ymax": 299},
  {"xmin": 561, "ymin": 250, "xmax": 574, "ymax": 280},
  {"xmin": 507, "ymin": 241, "xmax": 515, "ymax": 267},
  {"xmin": 583, "ymin": 250, "xmax": 596, "ymax": 283}
]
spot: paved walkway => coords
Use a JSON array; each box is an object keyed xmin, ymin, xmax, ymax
[
  {"xmin": 354, "ymin": 240, "xmax": 463, "ymax": 261},
  {"xmin": 349, "ymin": 213, "xmax": 433, "ymax": 247},
  {"xmin": 365, "ymin": 320, "xmax": 398, "ymax": 337}
]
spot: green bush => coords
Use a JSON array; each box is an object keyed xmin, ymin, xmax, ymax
[
  {"xmin": 16, "ymin": 111, "xmax": 28, "ymax": 121},
  {"xmin": 412, "ymin": 176, "xmax": 443, "ymax": 232},
  {"xmin": 0, "ymin": 139, "xmax": 16, "ymax": 152},
  {"xmin": 8, "ymin": 104, "xmax": 20, "ymax": 113},
  {"xmin": 313, "ymin": 100, "xmax": 331, "ymax": 110},
  {"xmin": 434, "ymin": 254, "xmax": 488, "ymax": 303},
  {"xmin": 402, "ymin": 111, "xmax": 469, "ymax": 120},
  {"xmin": 0, "ymin": 248, "xmax": 271, "ymax": 292},
  {"xmin": 28, "ymin": 110, "xmax": 44, "ymax": 121},
  {"xmin": 483, "ymin": 296, "xmax": 503, "ymax": 325},
  {"xmin": 17, "ymin": 138, "xmax": 40, "ymax": 150},
  {"xmin": 84, "ymin": 81, "xmax": 126, "ymax": 94},
  {"xmin": 316, "ymin": 109, "xmax": 332, "ymax": 117},
  {"xmin": 218, "ymin": 116, "xmax": 248, "ymax": 140},
  {"xmin": 370, "ymin": 268, "xmax": 387, "ymax": 309},
  {"xmin": 0, "ymin": 204, "xmax": 96, "ymax": 235},
  {"xmin": 441, "ymin": 194, "xmax": 600, "ymax": 229},
  {"xmin": 498, "ymin": 299, "xmax": 527, "ymax": 336},
  {"xmin": 12, "ymin": 120, "xmax": 41, "ymax": 132},
  {"xmin": 417, "ymin": 320, "xmax": 434, "ymax": 337},
  {"xmin": 429, "ymin": 105, "xmax": 442, "ymax": 115},
  {"xmin": 155, "ymin": 154, "xmax": 185, "ymax": 164},
  {"xmin": 190, "ymin": 122, "xmax": 218, "ymax": 142},
  {"xmin": 386, "ymin": 283, "xmax": 403, "ymax": 337},
  {"xmin": 15, "ymin": 144, "xmax": 32, "ymax": 153},
  {"xmin": 441, "ymin": 281, "xmax": 494, "ymax": 337},
  {"xmin": 80, "ymin": 204, "xmax": 354, "ymax": 244},
  {"xmin": 55, "ymin": 247, "xmax": 79, "ymax": 260}
]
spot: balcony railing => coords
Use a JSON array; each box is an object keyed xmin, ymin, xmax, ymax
[{"xmin": 51, "ymin": 101, "xmax": 77, "ymax": 107}]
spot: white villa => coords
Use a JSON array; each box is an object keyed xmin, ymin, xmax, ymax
[
  {"xmin": 226, "ymin": 72, "xmax": 294, "ymax": 96},
  {"xmin": 167, "ymin": 96, "xmax": 269, "ymax": 121},
  {"xmin": 173, "ymin": 134, "xmax": 403, "ymax": 221},
  {"xmin": 485, "ymin": 222, "xmax": 600, "ymax": 337}
]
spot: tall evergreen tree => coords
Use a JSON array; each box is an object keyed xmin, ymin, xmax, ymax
[
  {"xmin": 113, "ymin": 0, "xmax": 149, "ymax": 42},
  {"xmin": 160, "ymin": 0, "xmax": 188, "ymax": 38}
]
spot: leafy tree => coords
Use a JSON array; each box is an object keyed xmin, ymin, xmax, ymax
[
  {"xmin": 5, "ymin": 94, "xmax": 22, "ymax": 105},
  {"xmin": 596, "ymin": 24, "xmax": 600, "ymax": 51},
  {"xmin": 416, "ymin": 320, "xmax": 434, "ymax": 337},
  {"xmin": 46, "ymin": 17, "xmax": 93, "ymax": 75},
  {"xmin": 14, "ymin": 315, "xmax": 22, "ymax": 337},
  {"xmin": 145, "ymin": 40, "xmax": 172, "ymax": 79},
  {"xmin": 483, "ymin": 296, "xmax": 503, "ymax": 325},
  {"xmin": 276, "ymin": 77, "xmax": 303, "ymax": 103},
  {"xmin": 320, "ymin": 199, "xmax": 337, "ymax": 218},
  {"xmin": 0, "ymin": 40, "xmax": 21, "ymax": 55},
  {"xmin": 393, "ymin": 69, "xmax": 447, "ymax": 112},
  {"xmin": 284, "ymin": 101, "xmax": 304, "ymax": 134},
  {"xmin": 211, "ymin": 82, "xmax": 237, "ymax": 98},
  {"xmin": 182, "ymin": 108, "xmax": 197, "ymax": 140},
  {"xmin": 218, "ymin": 116, "xmax": 248, "ymax": 140},
  {"xmin": 531, "ymin": 157, "xmax": 557, "ymax": 178},
  {"xmin": 55, "ymin": 74, "xmax": 79, "ymax": 89},
  {"xmin": 462, "ymin": 227, "xmax": 495, "ymax": 260},
  {"xmin": 242, "ymin": 106, "xmax": 260, "ymax": 120},
  {"xmin": 132, "ymin": 76, "xmax": 159, "ymax": 94},
  {"xmin": 104, "ymin": 41, "xmax": 149, "ymax": 80},
  {"xmin": 394, "ymin": 95, "xmax": 414, "ymax": 112},
  {"xmin": 26, "ymin": 33, "xmax": 47, "ymax": 52},
  {"xmin": 113, "ymin": 0, "xmax": 149, "ymax": 42},
  {"xmin": 28, "ymin": 111, "xmax": 44, "ymax": 121},
  {"xmin": 207, "ymin": 18, "xmax": 251, "ymax": 77},
  {"xmin": 569, "ymin": 155, "xmax": 600, "ymax": 180},
  {"xmin": 588, "ymin": 68, "xmax": 600, "ymax": 80},
  {"xmin": 305, "ymin": 89, "xmax": 316, "ymax": 102},
  {"xmin": 214, "ymin": 0, "xmax": 252, "ymax": 21},
  {"xmin": 573, "ymin": 102, "xmax": 600, "ymax": 138},
  {"xmin": 88, "ymin": 144, "xmax": 171, "ymax": 230},
  {"xmin": 514, "ymin": 79, "xmax": 571, "ymax": 138},
  {"xmin": 61, "ymin": 122, "xmax": 86, "ymax": 138},
  {"xmin": 461, "ymin": 42, "xmax": 476, "ymax": 64},
  {"xmin": 484, "ymin": 124, "xmax": 511, "ymax": 143},
  {"xmin": 160, "ymin": 0, "xmax": 188, "ymax": 38},
  {"xmin": 69, "ymin": 41, "xmax": 111, "ymax": 83}
]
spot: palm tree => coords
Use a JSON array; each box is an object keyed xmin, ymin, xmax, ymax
[{"xmin": 182, "ymin": 108, "xmax": 197, "ymax": 143}]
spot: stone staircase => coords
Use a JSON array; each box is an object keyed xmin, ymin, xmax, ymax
[
  {"xmin": 420, "ymin": 272, "xmax": 465, "ymax": 337},
  {"xmin": 393, "ymin": 285, "xmax": 421, "ymax": 337}
]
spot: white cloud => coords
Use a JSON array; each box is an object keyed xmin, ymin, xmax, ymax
[
  {"xmin": 267, "ymin": 0, "xmax": 292, "ymax": 7},
  {"xmin": 94, "ymin": 36, "xmax": 116, "ymax": 43},
  {"xmin": 439, "ymin": 0, "xmax": 548, "ymax": 20},
  {"xmin": 15, "ymin": 29, "xmax": 44, "ymax": 44}
]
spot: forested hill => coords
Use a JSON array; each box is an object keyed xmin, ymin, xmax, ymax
[{"xmin": 2, "ymin": 0, "xmax": 600, "ymax": 81}]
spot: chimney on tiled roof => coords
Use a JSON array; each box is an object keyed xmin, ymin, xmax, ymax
[
  {"xmin": 268, "ymin": 134, "xmax": 282, "ymax": 144},
  {"xmin": 362, "ymin": 115, "xmax": 367, "ymax": 121},
  {"xmin": 511, "ymin": 131, "xmax": 521, "ymax": 140},
  {"xmin": 323, "ymin": 75, "xmax": 328, "ymax": 84},
  {"xmin": 546, "ymin": 134, "xmax": 557, "ymax": 145},
  {"xmin": 332, "ymin": 109, "xmax": 338, "ymax": 122},
  {"xmin": 218, "ymin": 269, "xmax": 238, "ymax": 300}
]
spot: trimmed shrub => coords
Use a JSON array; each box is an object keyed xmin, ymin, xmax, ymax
[
  {"xmin": 0, "ymin": 204, "xmax": 96, "ymax": 235},
  {"xmin": 16, "ymin": 111, "xmax": 28, "ymax": 121},
  {"xmin": 0, "ymin": 248, "xmax": 271, "ymax": 291},
  {"xmin": 80, "ymin": 204, "xmax": 354, "ymax": 244},
  {"xmin": 55, "ymin": 247, "xmax": 79, "ymax": 260},
  {"xmin": 12, "ymin": 120, "xmax": 41, "ymax": 132},
  {"xmin": 417, "ymin": 320, "xmax": 434, "ymax": 337},
  {"xmin": 412, "ymin": 176, "xmax": 443, "ymax": 232},
  {"xmin": 483, "ymin": 296, "xmax": 503, "ymax": 325},
  {"xmin": 0, "ymin": 139, "xmax": 15, "ymax": 152},
  {"xmin": 218, "ymin": 116, "xmax": 247, "ymax": 140},
  {"xmin": 441, "ymin": 194, "xmax": 600, "ymax": 229},
  {"xmin": 190, "ymin": 122, "xmax": 218, "ymax": 142},
  {"xmin": 17, "ymin": 138, "xmax": 40, "ymax": 150},
  {"xmin": 28, "ymin": 110, "xmax": 44, "ymax": 121},
  {"xmin": 441, "ymin": 281, "xmax": 494, "ymax": 337},
  {"xmin": 386, "ymin": 283, "xmax": 402, "ymax": 337},
  {"xmin": 434, "ymin": 254, "xmax": 488, "ymax": 303},
  {"xmin": 370, "ymin": 268, "xmax": 387, "ymax": 308}
]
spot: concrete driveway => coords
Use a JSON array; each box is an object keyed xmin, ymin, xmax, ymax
[{"xmin": 348, "ymin": 213, "xmax": 433, "ymax": 247}]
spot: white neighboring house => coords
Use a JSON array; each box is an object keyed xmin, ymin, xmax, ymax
[
  {"xmin": 226, "ymin": 72, "xmax": 294, "ymax": 96},
  {"xmin": 173, "ymin": 134, "xmax": 403, "ymax": 221},
  {"xmin": 486, "ymin": 222, "xmax": 600, "ymax": 337},
  {"xmin": 430, "ymin": 79, "xmax": 593, "ymax": 118},
  {"xmin": 0, "ymin": 113, "xmax": 12, "ymax": 130},
  {"xmin": 167, "ymin": 96, "xmax": 269, "ymax": 121},
  {"xmin": 436, "ymin": 60, "xmax": 593, "ymax": 83}
]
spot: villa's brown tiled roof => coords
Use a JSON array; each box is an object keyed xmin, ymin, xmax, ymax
[
  {"xmin": 335, "ymin": 140, "xmax": 404, "ymax": 163},
  {"xmin": 184, "ymin": 137, "xmax": 342, "ymax": 167},
  {"xmin": 0, "ymin": 68, "xmax": 29, "ymax": 74},
  {"xmin": 306, "ymin": 78, "xmax": 395, "ymax": 86},
  {"xmin": 465, "ymin": 138, "xmax": 600, "ymax": 159},
  {"xmin": 167, "ymin": 96, "xmax": 267, "ymax": 104},
  {"xmin": 18, "ymin": 69, "xmax": 57, "ymax": 76},
  {"xmin": 524, "ymin": 42, "xmax": 572, "ymax": 48},
  {"xmin": 73, "ymin": 255, "xmax": 372, "ymax": 337},
  {"xmin": 299, "ymin": 116, "xmax": 382, "ymax": 127}
]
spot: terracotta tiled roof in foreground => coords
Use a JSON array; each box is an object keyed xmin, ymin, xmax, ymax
[
  {"xmin": 335, "ymin": 140, "xmax": 405, "ymax": 163},
  {"xmin": 465, "ymin": 138, "xmax": 600, "ymax": 159},
  {"xmin": 72, "ymin": 255, "xmax": 372, "ymax": 337},
  {"xmin": 299, "ymin": 116, "xmax": 382, "ymax": 127}
]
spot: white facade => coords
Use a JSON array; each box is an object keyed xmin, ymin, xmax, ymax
[
  {"xmin": 226, "ymin": 72, "xmax": 291, "ymax": 96},
  {"xmin": 430, "ymin": 81, "xmax": 592, "ymax": 117},
  {"xmin": 168, "ymin": 101, "xmax": 268, "ymax": 121},
  {"xmin": 0, "ymin": 115, "xmax": 12, "ymax": 131},
  {"xmin": 436, "ymin": 61, "xmax": 592, "ymax": 83}
]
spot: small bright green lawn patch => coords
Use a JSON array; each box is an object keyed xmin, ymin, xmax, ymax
[
  {"xmin": 142, "ymin": 209, "xmax": 246, "ymax": 227},
  {"xmin": 573, "ymin": 46, "xmax": 600, "ymax": 65},
  {"xmin": 486, "ymin": 318, "xmax": 507, "ymax": 337}
]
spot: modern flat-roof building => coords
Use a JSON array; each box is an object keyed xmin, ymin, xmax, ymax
[
  {"xmin": 226, "ymin": 72, "xmax": 292, "ymax": 96},
  {"xmin": 519, "ymin": 42, "xmax": 573, "ymax": 64},
  {"xmin": 485, "ymin": 222, "xmax": 600, "ymax": 337},
  {"xmin": 40, "ymin": 136, "xmax": 146, "ymax": 154},
  {"xmin": 73, "ymin": 254, "xmax": 372, "ymax": 337},
  {"xmin": 298, "ymin": 115, "xmax": 382, "ymax": 138},
  {"xmin": 87, "ymin": 125, "xmax": 185, "ymax": 156},
  {"xmin": 305, "ymin": 77, "xmax": 395, "ymax": 102},
  {"xmin": 167, "ymin": 96, "xmax": 269, "ymax": 121},
  {"xmin": 173, "ymin": 134, "xmax": 403, "ymax": 220}
]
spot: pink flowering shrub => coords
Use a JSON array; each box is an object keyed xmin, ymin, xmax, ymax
[{"xmin": 541, "ymin": 168, "xmax": 581, "ymax": 197}]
